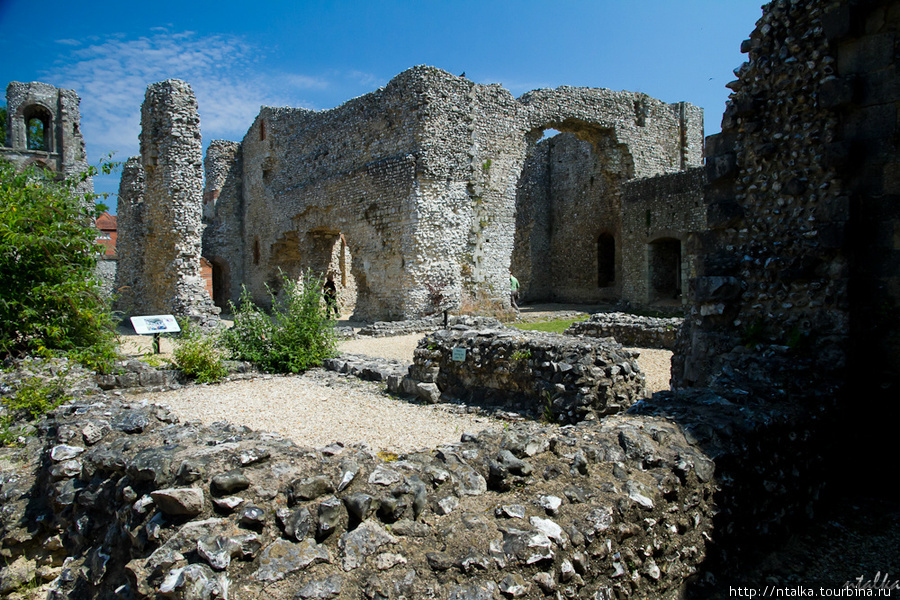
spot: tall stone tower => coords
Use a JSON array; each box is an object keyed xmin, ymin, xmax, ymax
[{"xmin": 117, "ymin": 79, "xmax": 219, "ymax": 326}]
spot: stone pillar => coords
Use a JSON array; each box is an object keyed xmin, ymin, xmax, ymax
[
  {"xmin": 113, "ymin": 157, "xmax": 145, "ymax": 314},
  {"xmin": 138, "ymin": 79, "xmax": 219, "ymax": 326}
]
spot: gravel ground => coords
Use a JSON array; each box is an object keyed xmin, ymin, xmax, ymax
[
  {"xmin": 136, "ymin": 370, "xmax": 504, "ymax": 453},
  {"xmin": 124, "ymin": 328, "xmax": 671, "ymax": 453}
]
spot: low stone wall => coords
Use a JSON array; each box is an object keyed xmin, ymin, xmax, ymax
[
  {"xmin": 0, "ymin": 392, "xmax": 718, "ymax": 599},
  {"xmin": 357, "ymin": 315, "xmax": 502, "ymax": 337},
  {"xmin": 404, "ymin": 326, "xmax": 648, "ymax": 424},
  {"xmin": 566, "ymin": 312, "xmax": 684, "ymax": 350},
  {"xmin": 0, "ymin": 380, "xmax": 832, "ymax": 599}
]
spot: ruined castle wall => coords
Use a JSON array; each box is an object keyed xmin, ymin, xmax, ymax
[
  {"xmin": 113, "ymin": 158, "xmax": 146, "ymax": 313},
  {"xmin": 674, "ymin": 0, "xmax": 860, "ymax": 390},
  {"xmin": 507, "ymin": 88, "xmax": 703, "ymax": 309},
  {"xmin": 512, "ymin": 140, "xmax": 553, "ymax": 300},
  {"xmin": 227, "ymin": 67, "xmax": 703, "ymax": 321},
  {"xmin": 135, "ymin": 79, "xmax": 218, "ymax": 325},
  {"xmin": 2, "ymin": 82, "xmax": 92, "ymax": 193},
  {"xmin": 621, "ymin": 168, "xmax": 707, "ymax": 306},
  {"xmin": 832, "ymin": 1, "xmax": 900, "ymax": 397},
  {"xmin": 238, "ymin": 74, "xmax": 424, "ymax": 320},
  {"xmin": 202, "ymin": 140, "xmax": 244, "ymax": 309}
]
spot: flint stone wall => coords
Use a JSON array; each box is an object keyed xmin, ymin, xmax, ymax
[
  {"xmin": 206, "ymin": 66, "xmax": 703, "ymax": 321},
  {"xmin": 1, "ymin": 81, "xmax": 92, "ymax": 194},
  {"xmin": 115, "ymin": 80, "xmax": 220, "ymax": 327},
  {"xmin": 0, "ymin": 365, "xmax": 830, "ymax": 599},
  {"xmin": 405, "ymin": 327, "xmax": 647, "ymax": 424},
  {"xmin": 620, "ymin": 168, "xmax": 707, "ymax": 306},
  {"xmin": 566, "ymin": 313, "xmax": 684, "ymax": 350}
]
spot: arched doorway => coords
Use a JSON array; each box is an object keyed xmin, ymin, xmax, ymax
[
  {"xmin": 23, "ymin": 105, "xmax": 52, "ymax": 152},
  {"xmin": 512, "ymin": 122, "xmax": 633, "ymax": 303}
]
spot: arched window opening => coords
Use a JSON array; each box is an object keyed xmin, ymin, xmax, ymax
[
  {"xmin": 649, "ymin": 238, "xmax": 682, "ymax": 302},
  {"xmin": 597, "ymin": 233, "xmax": 615, "ymax": 287},
  {"xmin": 23, "ymin": 105, "xmax": 51, "ymax": 152}
]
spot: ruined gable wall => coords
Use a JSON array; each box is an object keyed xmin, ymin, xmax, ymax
[
  {"xmin": 239, "ymin": 74, "xmax": 424, "ymax": 320},
  {"xmin": 621, "ymin": 169, "xmax": 707, "ymax": 306}
]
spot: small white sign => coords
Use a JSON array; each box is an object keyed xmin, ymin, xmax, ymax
[
  {"xmin": 451, "ymin": 347, "xmax": 467, "ymax": 362},
  {"xmin": 130, "ymin": 315, "xmax": 181, "ymax": 335}
]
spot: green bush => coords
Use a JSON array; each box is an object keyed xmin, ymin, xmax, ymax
[
  {"xmin": 173, "ymin": 321, "xmax": 227, "ymax": 383},
  {"xmin": 0, "ymin": 159, "xmax": 118, "ymax": 372},
  {"xmin": 223, "ymin": 271, "xmax": 337, "ymax": 374},
  {"xmin": 1, "ymin": 375, "xmax": 71, "ymax": 446}
]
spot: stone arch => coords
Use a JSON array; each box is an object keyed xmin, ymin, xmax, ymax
[
  {"xmin": 512, "ymin": 119, "xmax": 634, "ymax": 303},
  {"xmin": 23, "ymin": 104, "xmax": 52, "ymax": 152},
  {"xmin": 648, "ymin": 236, "xmax": 682, "ymax": 304}
]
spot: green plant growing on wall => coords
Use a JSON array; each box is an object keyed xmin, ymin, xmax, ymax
[
  {"xmin": 1, "ymin": 375, "xmax": 71, "ymax": 446},
  {"xmin": 482, "ymin": 159, "xmax": 492, "ymax": 173},
  {"xmin": 510, "ymin": 349, "xmax": 531, "ymax": 361},
  {"xmin": 541, "ymin": 390, "xmax": 558, "ymax": 424}
]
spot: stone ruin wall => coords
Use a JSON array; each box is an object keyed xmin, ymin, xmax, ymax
[
  {"xmin": 620, "ymin": 169, "xmax": 707, "ymax": 307},
  {"xmin": 673, "ymin": 0, "xmax": 900, "ymax": 401},
  {"xmin": 234, "ymin": 79, "xmax": 423, "ymax": 319},
  {"xmin": 202, "ymin": 140, "xmax": 245, "ymax": 310},
  {"xmin": 115, "ymin": 80, "xmax": 219, "ymax": 326},
  {"xmin": 1, "ymin": 81, "xmax": 92, "ymax": 190},
  {"xmin": 510, "ymin": 95, "xmax": 703, "ymax": 308},
  {"xmin": 512, "ymin": 133, "xmax": 627, "ymax": 304},
  {"xmin": 205, "ymin": 67, "xmax": 704, "ymax": 321}
]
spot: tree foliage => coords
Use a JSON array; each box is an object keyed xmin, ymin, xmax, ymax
[{"xmin": 0, "ymin": 159, "xmax": 118, "ymax": 370}]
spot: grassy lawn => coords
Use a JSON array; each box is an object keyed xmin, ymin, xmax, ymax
[{"xmin": 511, "ymin": 315, "xmax": 588, "ymax": 334}]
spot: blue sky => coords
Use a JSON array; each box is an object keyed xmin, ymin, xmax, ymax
[{"xmin": 0, "ymin": 1, "xmax": 764, "ymax": 210}]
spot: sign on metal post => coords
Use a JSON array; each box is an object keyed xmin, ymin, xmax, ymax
[{"xmin": 130, "ymin": 315, "xmax": 180, "ymax": 354}]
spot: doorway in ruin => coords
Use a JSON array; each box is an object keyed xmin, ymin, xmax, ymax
[
  {"xmin": 648, "ymin": 237, "xmax": 682, "ymax": 303},
  {"xmin": 268, "ymin": 228, "xmax": 358, "ymax": 318},
  {"xmin": 512, "ymin": 122, "xmax": 633, "ymax": 304},
  {"xmin": 209, "ymin": 257, "xmax": 231, "ymax": 311},
  {"xmin": 597, "ymin": 233, "xmax": 616, "ymax": 288}
]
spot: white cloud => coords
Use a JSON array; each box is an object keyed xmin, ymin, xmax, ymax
[{"xmin": 40, "ymin": 30, "xmax": 322, "ymax": 164}]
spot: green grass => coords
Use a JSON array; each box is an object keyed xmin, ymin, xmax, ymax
[{"xmin": 511, "ymin": 316, "xmax": 587, "ymax": 334}]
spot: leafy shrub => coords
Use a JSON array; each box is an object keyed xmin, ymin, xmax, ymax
[
  {"xmin": 173, "ymin": 321, "xmax": 227, "ymax": 383},
  {"xmin": 0, "ymin": 159, "xmax": 119, "ymax": 371},
  {"xmin": 1, "ymin": 375, "xmax": 71, "ymax": 446},
  {"xmin": 223, "ymin": 271, "xmax": 337, "ymax": 374}
]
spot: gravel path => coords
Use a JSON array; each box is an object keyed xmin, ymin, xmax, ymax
[
  {"xmin": 139, "ymin": 371, "xmax": 502, "ymax": 453},
  {"xmin": 126, "ymin": 328, "xmax": 672, "ymax": 453}
]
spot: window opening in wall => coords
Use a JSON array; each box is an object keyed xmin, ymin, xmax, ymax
[
  {"xmin": 253, "ymin": 238, "xmax": 261, "ymax": 265},
  {"xmin": 24, "ymin": 105, "xmax": 51, "ymax": 152},
  {"xmin": 649, "ymin": 238, "xmax": 682, "ymax": 303},
  {"xmin": 597, "ymin": 233, "xmax": 615, "ymax": 287},
  {"xmin": 259, "ymin": 120, "xmax": 266, "ymax": 141}
]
